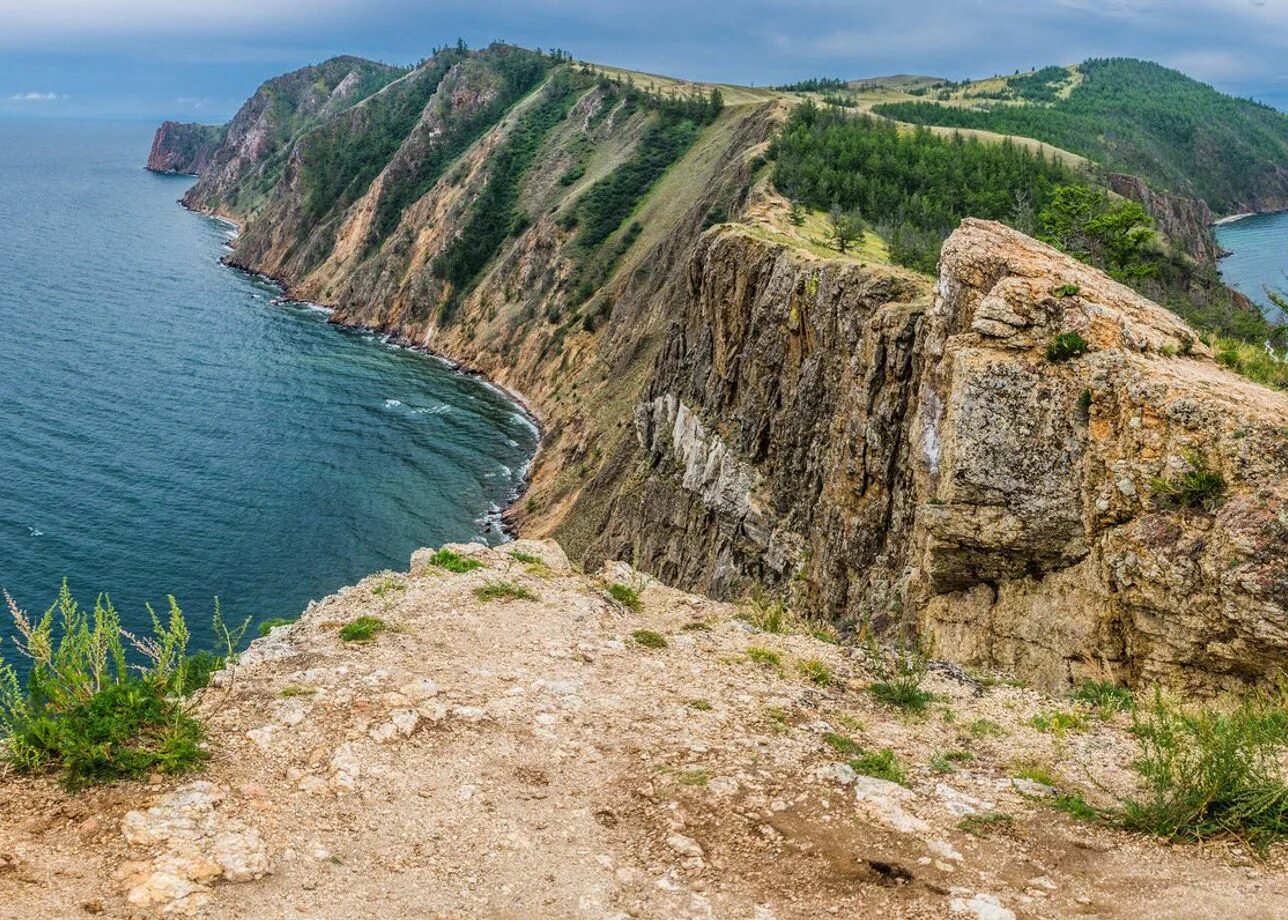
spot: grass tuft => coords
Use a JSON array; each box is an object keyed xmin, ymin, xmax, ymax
[
  {"xmin": 1149, "ymin": 453, "xmax": 1226, "ymax": 511},
  {"xmin": 474, "ymin": 582, "xmax": 538, "ymax": 603},
  {"xmin": 1047, "ymin": 330, "xmax": 1090, "ymax": 362},
  {"xmin": 508, "ymin": 551, "xmax": 542, "ymax": 564},
  {"xmin": 746, "ymin": 646, "xmax": 783, "ymax": 669},
  {"xmin": 738, "ymin": 595, "xmax": 793, "ymax": 633},
  {"xmin": 607, "ymin": 583, "xmax": 642, "ymax": 611},
  {"xmin": 796, "ymin": 658, "xmax": 834, "ymax": 686},
  {"xmin": 822, "ymin": 731, "xmax": 863, "ymax": 755},
  {"xmin": 1030, "ymin": 708, "xmax": 1090, "ymax": 736},
  {"xmin": 848, "ymin": 748, "xmax": 906, "ymax": 785},
  {"xmin": 1071, "ymin": 680, "xmax": 1133, "ymax": 718},
  {"xmin": 257, "ymin": 617, "xmax": 295, "ymax": 637},
  {"xmin": 631, "ymin": 629, "xmax": 668, "ymax": 649},
  {"xmin": 426, "ymin": 548, "xmax": 485, "ymax": 574},
  {"xmin": 958, "ymin": 812, "xmax": 1014, "ymax": 836},
  {"xmin": 339, "ymin": 616, "xmax": 388, "ymax": 642}
]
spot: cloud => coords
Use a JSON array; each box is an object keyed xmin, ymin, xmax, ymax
[{"xmin": 10, "ymin": 91, "xmax": 63, "ymax": 101}]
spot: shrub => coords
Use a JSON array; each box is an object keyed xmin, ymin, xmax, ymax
[
  {"xmin": 739, "ymin": 595, "xmax": 792, "ymax": 633},
  {"xmin": 1071, "ymin": 680, "xmax": 1133, "ymax": 718},
  {"xmin": 631, "ymin": 629, "xmax": 668, "ymax": 649},
  {"xmin": 1149, "ymin": 454, "xmax": 1226, "ymax": 511},
  {"xmin": 426, "ymin": 548, "xmax": 485, "ymax": 574},
  {"xmin": 1053, "ymin": 283, "xmax": 1081, "ymax": 297},
  {"xmin": 848, "ymin": 748, "xmax": 906, "ymax": 785},
  {"xmin": 687, "ymin": 699, "xmax": 713, "ymax": 711},
  {"xmin": 339, "ymin": 616, "xmax": 388, "ymax": 642},
  {"xmin": 797, "ymin": 658, "xmax": 833, "ymax": 687},
  {"xmin": 868, "ymin": 644, "xmax": 934, "ymax": 712},
  {"xmin": 1121, "ymin": 691, "xmax": 1288, "ymax": 848},
  {"xmin": 1030, "ymin": 708, "xmax": 1090, "ymax": 736},
  {"xmin": 474, "ymin": 582, "xmax": 539, "ymax": 603},
  {"xmin": 607, "ymin": 583, "xmax": 642, "ymax": 611},
  {"xmin": 508, "ymin": 551, "xmax": 542, "ymax": 564},
  {"xmin": 930, "ymin": 749, "xmax": 975, "ymax": 773},
  {"xmin": 0, "ymin": 586, "xmax": 217, "ymax": 788},
  {"xmin": 1047, "ymin": 331, "xmax": 1090, "ymax": 362}
]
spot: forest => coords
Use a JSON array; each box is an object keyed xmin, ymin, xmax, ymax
[
  {"xmin": 769, "ymin": 101, "xmax": 1080, "ymax": 272},
  {"xmin": 873, "ymin": 58, "xmax": 1288, "ymax": 214}
]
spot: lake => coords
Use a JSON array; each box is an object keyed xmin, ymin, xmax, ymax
[{"xmin": 0, "ymin": 119, "xmax": 537, "ymax": 657}]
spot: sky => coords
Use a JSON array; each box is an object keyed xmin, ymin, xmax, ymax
[{"xmin": 3, "ymin": 0, "xmax": 1288, "ymax": 120}]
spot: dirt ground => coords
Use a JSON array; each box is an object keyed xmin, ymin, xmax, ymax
[{"xmin": 1, "ymin": 539, "xmax": 1285, "ymax": 919}]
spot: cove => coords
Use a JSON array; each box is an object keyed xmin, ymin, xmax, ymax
[{"xmin": 0, "ymin": 119, "xmax": 538, "ymax": 656}]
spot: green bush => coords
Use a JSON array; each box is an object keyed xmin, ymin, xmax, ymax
[
  {"xmin": 0, "ymin": 585, "xmax": 224, "ymax": 788},
  {"xmin": 1122, "ymin": 691, "xmax": 1288, "ymax": 848},
  {"xmin": 1149, "ymin": 453, "xmax": 1226, "ymax": 511},
  {"xmin": 339, "ymin": 615, "xmax": 388, "ymax": 642},
  {"xmin": 822, "ymin": 731, "xmax": 863, "ymax": 755},
  {"xmin": 1053, "ymin": 283, "xmax": 1081, "ymax": 297},
  {"xmin": 1047, "ymin": 331, "xmax": 1090, "ymax": 362}
]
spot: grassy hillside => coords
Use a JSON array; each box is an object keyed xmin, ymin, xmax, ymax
[{"xmin": 871, "ymin": 59, "xmax": 1288, "ymax": 215}]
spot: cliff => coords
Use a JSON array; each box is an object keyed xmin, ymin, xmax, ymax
[
  {"xmin": 146, "ymin": 122, "xmax": 226, "ymax": 175},
  {"xmin": 1106, "ymin": 172, "xmax": 1222, "ymax": 263},
  {"xmin": 147, "ymin": 49, "xmax": 1288, "ymax": 694},
  {"xmin": 590, "ymin": 219, "xmax": 1288, "ymax": 693},
  {"xmin": 3, "ymin": 540, "xmax": 1285, "ymax": 917}
]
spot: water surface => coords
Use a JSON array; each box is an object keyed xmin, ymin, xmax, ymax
[
  {"xmin": 1214, "ymin": 212, "xmax": 1288, "ymax": 324},
  {"xmin": 0, "ymin": 119, "xmax": 537, "ymax": 656}
]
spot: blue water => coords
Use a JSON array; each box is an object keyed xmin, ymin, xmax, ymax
[
  {"xmin": 1214, "ymin": 212, "xmax": 1288, "ymax": 324},
  {"xmin": 0, "ymin": 119, "xmax": 537, "ymax": 658}
]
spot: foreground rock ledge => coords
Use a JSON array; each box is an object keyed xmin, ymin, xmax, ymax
[{"xmin": 1, "ymin": 539, "xmax": 1286, "ymax": 918}]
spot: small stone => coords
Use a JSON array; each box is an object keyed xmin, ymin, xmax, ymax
[{"xmin": 666, "ymin": 834, "xmax": 704, "ymax": 859}]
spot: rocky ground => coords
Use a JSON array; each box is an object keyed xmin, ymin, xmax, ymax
[{"xmin": 1, "ymin": 539, "xmax": 1286, "ymax": 919}]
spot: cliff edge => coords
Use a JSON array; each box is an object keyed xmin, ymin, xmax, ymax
[{"xmin": 2, "ymin": 540, "xmax": 1285, "ymax": 918}]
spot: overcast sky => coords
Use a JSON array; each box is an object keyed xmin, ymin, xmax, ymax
[{"xmin": 3, "ymin": 0, "xmax": 1288, "ymax": 119}]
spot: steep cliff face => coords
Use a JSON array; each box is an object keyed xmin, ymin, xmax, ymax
[
  {"xmin": 588, "ymin": 228, "xmax": 930, "ymax": 625},
  {"xmin": 146, "ymin": 122, "xmax": 225, "ymax": 175},
  {"xmin": 596, "ymin": 220, "xmax": 1288, "ymax": 693},
  {"xmin": 1106, "ymin": 172, "xmax": 1222, "ymax": 263}
]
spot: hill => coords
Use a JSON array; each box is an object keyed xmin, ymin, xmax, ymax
[{"xmin": 870, "ymin": 58, "xmax": 1288, "ymax": 216}]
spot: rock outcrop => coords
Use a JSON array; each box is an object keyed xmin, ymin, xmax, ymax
[
  {"xmin": 4, "ymin": 540, "xmax": 1287, "ymax": 917},
  {"xmin": 146, "ymin": 122, "xmax": 225, "ymax": 175},
  {"xmin": 911, "ymin": 220, "xmax": 1288, "ymax": 692},
  {"xmin": 597, "ymin": 220, "xmax": 1288, "ymax": 693}
]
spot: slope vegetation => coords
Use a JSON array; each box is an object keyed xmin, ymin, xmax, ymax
[{"xmin": 872, "ymin": 59, "xmax": 1288, "ymax": 215}]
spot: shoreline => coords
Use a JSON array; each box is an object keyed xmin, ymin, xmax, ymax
[{"xmin": 184, "ymin": 198, "xmax": 544, "ymax": 541}]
